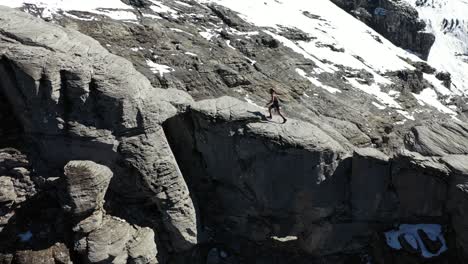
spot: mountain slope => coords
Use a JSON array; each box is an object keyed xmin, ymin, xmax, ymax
[
  {"xmin": 402, "ymin": 0, "xmax": 468, "ymax": 94},
  {"xmin": 2, "ymin": 2, "xmax": 468, "ymax": 264}
]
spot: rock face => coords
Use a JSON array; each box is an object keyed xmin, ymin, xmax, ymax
[
  {"xmin": 1, "ymin": 3, "xmax": 468, "ymax": 264},
  {"xmin": 330, "ymin": 0, "xmax": 436, "ymax": 59},
  {"xmin": 0, "ymin": 5, "xmax": 197, "ymax": 256},
  {"xmin": 63, "ymin": 161, "xmax": 113, "ymax": 217}
]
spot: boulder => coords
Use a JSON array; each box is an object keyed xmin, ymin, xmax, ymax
[{"xmin": 63, "ymin": 161, "xmax": 113, "ymax": 217}]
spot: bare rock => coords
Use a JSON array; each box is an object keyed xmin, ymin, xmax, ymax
[
  {"xmin": 405, "ymin": 122, "xmax": 468, "ymax": 156},
  {"xmin": 63, "ymin": 161, "xmax": 113, "ymax": 217},
  {"xmin": 351, "ymin": 148, "xmax": 397, "ymax": 221}
]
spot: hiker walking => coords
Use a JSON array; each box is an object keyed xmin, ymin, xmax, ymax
[{"xmin": 266, "ymin": 88, "xmax": 287, "ymax": 123}]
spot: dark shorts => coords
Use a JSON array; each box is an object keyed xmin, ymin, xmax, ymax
[{"xmin": 270, "ymin": 100, "xmax": 280, "ymax": 109}]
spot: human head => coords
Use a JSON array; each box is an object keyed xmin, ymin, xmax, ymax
[{"xmin": 269, "ymin": 88, "xmax": 275, "ymax": 95}]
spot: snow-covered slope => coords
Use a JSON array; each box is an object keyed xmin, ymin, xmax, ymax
[
  {"xmin": 403, "ymin": 0, "xmax": 468, "ymax": 94},
  {"xmin": 0, "ymin": 0, "xmax": 464, "ymax": 120},
  {"xmin": 0, "ymin": 0, "xmax": 138, "ymax": 20}
]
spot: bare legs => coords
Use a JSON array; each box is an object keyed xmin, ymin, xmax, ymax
[{"xmin": 267, "ymin": 106, "xmax": 287, "ymax": 123}]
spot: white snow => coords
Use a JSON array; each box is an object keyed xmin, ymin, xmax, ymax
[
  {"xmin": 345, "ymin": 77, "xmax": 401, "ymax": 109},
  {"xmin": 396, "ymin": 110, "xmax": 415, "ymax": 121},
  {"xmin": 195, "ymin": 0, "xmax": 420, "ymax": 81},
  {"xmin": 146, "ymin": 59, "xmax": 174, "ymax": 77},
  {"xmin": 244, "ymin": 56, "xmax": 256, "ymax": 65},
  {"xmin": 199, "ymin": 29, "xmax": 217, "ymax": 41},
  {"xmin": 372, "ymin": 102, "xmax": 386, "ymax": 110},
  {"xmin": 1, "ymin": 0, "xmax": 138, "ymax": 20},
  {"xmin": 412, "ymin": 88, "xmax": 457, "ymax": 115},
  {"xmin": 142, "ymin": 13, "xmax": 162, "ymax": 19},
  {"xmin": 94, "ymin": 9, "xmax": 136, "ymax": 20},
  {"xmin": 296, "ymin": 68, "xmax": 341, "ymax": 94},
  {"xmin": 148, "ymin": 1, "xmax": 179, "ymax": 18},
  {"xmin": 385, "ymin": 224, "xmax": 448, "ymax": 258},
  {"xmin": 185, "ymin": 52, "xmax": 198, "ymax": 56},
  {"xmin": 174, "ymin": 0, "xmax": 192, "ymax": 8},
  {"xmin": 244, "ymin": 94, "xmax": 264, "ymax": 109},
  {"xmin": 226, "ymin": 40, "xmax": 236, "ymax": 50},
  {"xmin": 18, "ymin": 231, "xmax": 33, "ymax": 242},
  {"xmin": 63, "ymin": 12, "xmax": 96, "ymax": 21},
  {"xmin": 402, "ymin": 0, "xmax": 468, "ymax": 93}
]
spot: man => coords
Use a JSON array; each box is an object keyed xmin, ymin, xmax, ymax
[{"xmin": 266, "ymin": 88, "xmax": 287, "ymax": 123}]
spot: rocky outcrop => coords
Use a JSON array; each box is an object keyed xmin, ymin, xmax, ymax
[
  {"xmin": 61, "ymin": 160, "xmax": 157, "ymax": 264},
  {"xmin": 62, "ymin": 161, "xmax": 113, "ymax": 217},
  {"xmin": 0, "ymin": 5, "xmax": 196, "ymax": 254}
]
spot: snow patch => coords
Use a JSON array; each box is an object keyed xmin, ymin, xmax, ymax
[
  {"xmin": 244, "ymin": 56, "xmax": 256, "ymax": 65},
  {"xmin": 146, "ymin": 60, "xmax": 174, "ymax": 77},
  {"xmin": 372, "ymin": 102, "xmax": 386, "ymax": 110},
  {"xmin": 174, "ymin": 0, "xmax": 192, "ymax": 8},
  {"xmin": 245, "ymin": 94, "xmax": 264, "ymax": 109},
  {"xmin": 2, "ymin": 0, "xmax": 138, "ymax": 20},
  {"xmin": 296, "ymin": 68, "xmax": 340, "ymax": 94},
  {"xmin": 226, "ymin": 40, "xmax": 236, "ymax": 50},
  {"xmin": 185, "ymin": 52, "xmax": 198, "ymax": 56},
  {"xmin": 385, "ymin": 224, "xmax": 447, "ymax": 258},
  {"xmin": 345, "ymin": 77, "xmax": 401, "ymax": 109},
  {"xmin": 412, "ymin": 88, "xmax": 457, "ymax": 116},
  {"xmin": 199, "ymin": 29, "xmax": 217, "ymax": 41},
  {"xmin": 149, "ymin": 1, "xmax": 179, "ymax": 18}
]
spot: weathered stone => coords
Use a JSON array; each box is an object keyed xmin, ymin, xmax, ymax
[
  {"xmin": 351, "ymin": 148, "xmax": 397, "ymax": 221},
  {"xmin": 0, "ymin": 6, "xmax": 198, "ymax": 252},
  {"xmin": 168, "ymin": 97, "xmax": 350, "ymax": 247},
  {"xmin": 119, "ymin": 128, "xmax": 197, "ymax": 251},
  {"xmin": 63, "ymin": 161, "xmax": 113, "ymax": 217},
  {"xmin": 127, "ymin": 227, "xmax": 158, "ymax": 264},
  {"xmin": 405, "ymin": 122, "xmax": 468, "ymax": 156},
  {"xmin": 392, "ymin": 151, "xmax": 449, "ymax": 218},
  {"xmin": 444, "ymin": 155, "xmax": 468, "ymax": 258},
  {"xmin": 299, "ymin": 223, "xmax": 370, "ymax": 255},
  {"xmin": 0, "ymin": 176, "xmax": 16, "ymax": 203},
  {"xmin": 14, "ymin": 243, "xmax": 71, "ymax": 264}
]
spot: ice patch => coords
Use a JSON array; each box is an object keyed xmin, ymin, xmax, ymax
[
  {"xmin": 18, "ymin": 231, "xmax": 33, "ymax": 242},
  {"xmin": 146, "ymin": 59, "xmax": 174, "ymax": 77},
  {"xmin": 385, "ymin": 224, "xmax": 448, "ymax": 258}
]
